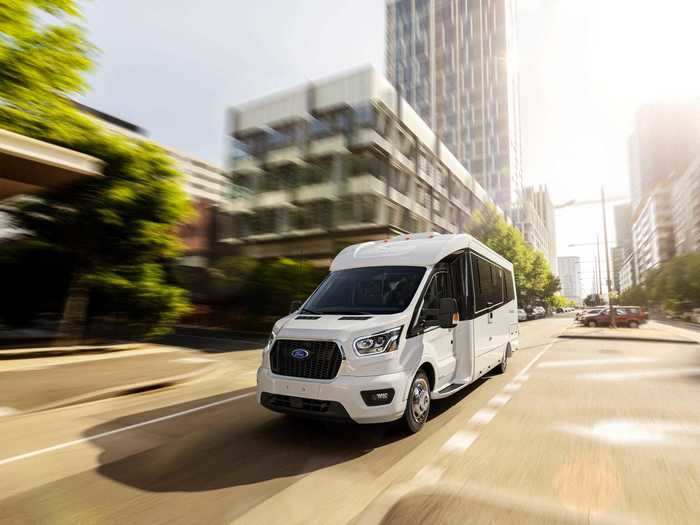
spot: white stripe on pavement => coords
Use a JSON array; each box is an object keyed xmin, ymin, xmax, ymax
[
  {"xmin": 539, "ymin": 357, "xmax": 656, "ymax": 368},
  {"xmin": 0, "ymin": 392, "xmax": 255, "ymax": 467},
  {"xmin": 0, "ymin": 407, "xmax": 19, "ymax": 417},
  {"xmin": 578, "ymin": 367, "xmax": 700, "ymax": 381}
]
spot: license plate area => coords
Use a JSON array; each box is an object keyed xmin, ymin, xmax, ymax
[{"xmin": 276, "ymin": 379, "xmax": 321, "ymax": 397}]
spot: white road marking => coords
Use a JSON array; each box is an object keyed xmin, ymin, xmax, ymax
[
  {"xmin": 0, "ymin": 407, "xmax": 18, "ymax": 417},
  {"xmin": 554, "ymin": 419, "xmax": 700, "ymax": 446},
  {"xmin": 440, "ymin": 430, "xmax": 478, "ymax": 453},
  {"xmin": 578, "ymin": 367, "xmax": 700, "ymax": 381},
  {"xmin": 539, "ymin": 356, "xmax": 656, "ymax": 368},
  {"xmin": 503, "ymin": 382, "xmax": 522, "ymax": 392},
  {"xmin": 173, "ymin": 357, "xmax": 215, "ymax": 364},
  {"xmin": 514, "ymin": 373, "xmax": 529, "ymax": 382},
  {"xmin": 0, "ymin": 392, "xmax": 255, "ymax": 467},
  {"xmin": 469, "ymin": 408, "xmax": 497, "ymax": 425},
  {"xmin": 413, "ymin": 464, "xmax": 446, "ymax": 483},
  {"xmin": 488, "ymin": 394, "xmax": 511, "ymax": 407}
]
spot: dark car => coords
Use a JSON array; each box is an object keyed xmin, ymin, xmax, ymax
[{"xmin": 579, "ymin": 306, "xmax": 646, "ymax": 328}]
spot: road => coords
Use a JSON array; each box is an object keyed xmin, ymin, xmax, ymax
[{"xmin": 1, "ymin": 317, "xmax": 699, "ymax": 524}]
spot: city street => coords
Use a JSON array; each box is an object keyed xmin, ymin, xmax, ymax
[{"xmin": 1, "ymin": 317, "xmax": 699, "ymax": 524}]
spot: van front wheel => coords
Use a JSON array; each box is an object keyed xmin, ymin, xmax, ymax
[{"xmin": 403, "ymin": 370, "xmax": 430, "ymax": 434}]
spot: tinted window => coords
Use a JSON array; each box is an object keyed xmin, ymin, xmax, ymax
[
  {"xmin": 504, "ymin": 270, "xmax": 515, "ymax": 302},
  {"xmin": 420, "ymin": 272, "xmax": 451, "ymax": 323},
  {"xmin": 305, "ymin": 266, "xmax": 425, "ymax": 315},
  {"xmin": 472, "ymin": 255, "xmax": 507, "ymax": 311}
]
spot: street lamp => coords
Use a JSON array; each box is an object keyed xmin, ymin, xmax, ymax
[{"xmin": 560, "ymin": 187, "xmax": 621, "ymax": 327}]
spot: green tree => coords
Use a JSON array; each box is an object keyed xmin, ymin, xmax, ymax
[
  {"xmin": 468, "ymin": 205, "xmax": 559, "ymax": 305},
  {"xmin": 0, "ymin": 0, "xmax": 193, "ymax": 337}
]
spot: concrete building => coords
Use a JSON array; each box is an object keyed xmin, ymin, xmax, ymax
[
  {"xmin": 671, "ymin": 156, "xmax": 700, "ymax": 256},
  {"xmin": 619, "ymin": 251, "xmax": 637, "ymax": 292},
  {"xmin": 628, "ymin": 99, "xmax": 700, "ymax": 210},
  {"xmin": 222, "ymin": 66, "xmax": 505, "ymax": 265},
  {"xmin": 517, "ymin": 186, "xmax": 556, "ymax": 271},
  {"xmin": 632, "ymin": 184, "xmax": 675, "ymax": 281},
  {"xmin": 386, "ymin": 0, "xmax": 523, "ymax": 221},
  {"xmin": 612, "ymin": 203, "xmax": 634, "ymax": 292},
  {"xmin": 75, "ymin": 103, "xmax": 230, "ymax": 206},
  {"xmin": 557, "ymin": 256, "xmax": 581, "ymax": 304}
]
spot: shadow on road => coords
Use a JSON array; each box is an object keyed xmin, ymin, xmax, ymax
[{"xmin": 83, "ymin": 377, "xmax": 491, "ymax": 494}]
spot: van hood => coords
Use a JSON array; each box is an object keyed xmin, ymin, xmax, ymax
[{"xmin": 275, "ymin": 312, "xmax": 408, "ymax": 346}]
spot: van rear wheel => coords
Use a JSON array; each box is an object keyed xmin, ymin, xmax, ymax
[
  {"xmin": 403, "ymin": 370, "xmax": 430, "ymax": 434},
  {"xmin": 495, "ymin": 347, "xmax": 508, "ymax": 374}
]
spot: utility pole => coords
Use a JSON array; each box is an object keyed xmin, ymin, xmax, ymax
[
  {"xmin": 601, "ymin": 187, "xmax": 616, "ymax": 328},
  {"xmin": 596, "ymin": 236, "xmax": 602, "ymax": 297}
]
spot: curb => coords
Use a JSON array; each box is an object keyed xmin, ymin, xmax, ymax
[
  {"xmin": 24, "ymin": 363, "xmax": 219, "ymax": 415},
  {"xmin": 0, "ymin": 343, "xmax": 148, "ymax": 361},
  {"xmin": 557, "ymin": 334, "xmax": 698, "ymax": 345}
]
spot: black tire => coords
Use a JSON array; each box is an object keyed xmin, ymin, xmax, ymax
[
  {"xmin": 403, "ymin": 370, "xmax": 431, "ymax": 434},
  {"xmin": 629, "ymin": 320, "xmax": 639, "ymax": 328},
  {"xmin": 587, "ymin": 320, "xmax": 597, "ymax": 327},
  {"xmin": 494, "ymin": 346, "xmax": 508, "ymax": 374}
]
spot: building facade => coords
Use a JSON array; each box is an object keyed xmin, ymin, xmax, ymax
[
  {"xmin": 557, "ymin": 256, "xmax": 581, "ymax": 304},
  {"xmin": 386, "ymin": 0, "xmax": 523, "ymax": 221},
  {"xmin": 619, "ymin": 251, "xmax": 637, "ymax": 292},
  {"xmin": 632, "ymin": 184, "xmax": 675, "ymax": 281},
  {"xmin": 222, "ymin": 66, "xmax": 505, "ymax": 264},
  {"xmin": 517, "ymin": 185, "xmax": 556, "ymax": 271},
  {"xmin": 628, "ymin": 99, "xmax": 700, "ymax": 210},
  {"xmin": 671, "ymin": 156, "xmax": 700, "ymax": 256}
]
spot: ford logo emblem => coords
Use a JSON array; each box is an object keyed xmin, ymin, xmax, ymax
[{"xmin": 291, "ymin": 348, "xmax": 310, "ymax": 359}]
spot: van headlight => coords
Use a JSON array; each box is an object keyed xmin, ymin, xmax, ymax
[{"xmin": 353, "ymin": 326, "xmax": 402, "ymax": 356}]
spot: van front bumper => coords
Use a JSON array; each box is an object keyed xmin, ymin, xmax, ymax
[{"xmin": 256, "ymin": 367, "xmax": 409, "ymax": 424}]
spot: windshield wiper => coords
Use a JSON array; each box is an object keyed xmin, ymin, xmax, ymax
[
  {"xmin": 299, "ymin": 308, "xmax": 322, "ymax": 315},
  {"xmin": 318, "ymin": 309, "xmax": 375, "ymax": 315}
]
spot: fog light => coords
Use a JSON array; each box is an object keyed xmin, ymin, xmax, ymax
[{"xmin": 361, "ymin": 388, "xmax": 395, "ymax": 406}]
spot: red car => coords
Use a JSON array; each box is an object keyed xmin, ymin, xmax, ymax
[{"xmin": 579, "ymin": 306, "xmax": 646, "ymax": 328}]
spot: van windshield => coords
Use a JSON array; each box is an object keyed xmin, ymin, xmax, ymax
[{"xmin": 304, "ymin": 266, "xmax": 426, "ymax": 315}]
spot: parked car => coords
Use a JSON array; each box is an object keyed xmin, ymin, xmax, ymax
[
  {"xmin": 579, "ymin": 307, "xmax": 646, "ymax": 328},
  {"xmin": 528, "ymin": 306, "xmax": 545, "ymax": 320},
  {"xmin": 518, "ymin": 308, "xmax": 527, "ymax": 322},
  {"xmin": 576, "ymin": 307, "xmax": 604, "ymax": 322}
]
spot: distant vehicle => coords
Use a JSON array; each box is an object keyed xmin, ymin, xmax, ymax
[
  {"xmin": 518, "ymin": 308, "xmax": 527, "ymax": 322},
  {"xmin": 257, "ymin": 233, "xmax": 519, "ymax": 433},
  {"xmin": 579, "ymin": 307, "xmax": 646, "ymax": 328},
  {"xmin": 576, "ymin": 307, "xmax": 603, "ymax": 321},
  {"xmin": 533, "ymin": 306, "xmax": 546, "ymax": 319}
]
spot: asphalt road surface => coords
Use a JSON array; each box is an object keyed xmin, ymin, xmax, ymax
[{"xmin": 1, "ymin": 317, "xmax": 699, "ymax": 524}]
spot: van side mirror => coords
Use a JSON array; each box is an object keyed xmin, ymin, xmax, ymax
[
  {"xmin": 438, "ymin": 298, "xmax": 458, "ymax": 329},
  {"xmin": 289, "ymin": 300, "xmax": 302, "ymax": 314}
]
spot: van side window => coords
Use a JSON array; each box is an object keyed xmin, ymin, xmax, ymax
[
  {"xmin": 504, "ymin": 270, "xmax": 515, "ymax": 302},
  {"xmin": 472, "ymin": 255, "xmax": 505, "ymax": 312},
  {"xmin": 420, "ymin": 271, "xmax": 451, "ymax": 323}
]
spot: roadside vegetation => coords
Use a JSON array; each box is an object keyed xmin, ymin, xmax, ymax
[{"xmin": 0, "ymin": 0, "xmax": 192, "ymax": 337}]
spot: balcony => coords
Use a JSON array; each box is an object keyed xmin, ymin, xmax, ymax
[
  {"xmin": 232, "ymin": 157, "xmax": 263, "ymax": 175},
  {"xmin": 265, "ymin": 145, "xmax": 307, "ymax": 167},
  {"xmin": 351, "ymin": 128, "xmax": 391, "ymax": 154},
  {"xmin": 295, "ymin": 182, "xmax": 336, "ymax": 202},
  {"xmin": 252, "ymin": 190, "xmax": 295, "ymax": 209},
  {"xmin": 308, "ymin": 134, "xmax": 348, "ymax": 158}
]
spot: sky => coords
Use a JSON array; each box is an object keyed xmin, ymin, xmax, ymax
[{"xmin": 79, "ymin": 1, "xmax": 700, "ymax": 295}]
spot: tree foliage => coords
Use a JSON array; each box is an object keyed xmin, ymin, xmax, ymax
[
  {"xmin": 619, "ymin": 252, "xmax": 700, "ymax": 313},
  {"xmin": 468, "ymin": 205, "xmax": 559, "ymax": 305},
  {"xmin": 0, "ymin": 0, "xmax": 193, "ymax": 336}
]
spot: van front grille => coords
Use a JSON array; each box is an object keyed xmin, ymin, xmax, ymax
[{"xmin": 270, "ymin": 339, "xmax": 342, "ymax": 380}]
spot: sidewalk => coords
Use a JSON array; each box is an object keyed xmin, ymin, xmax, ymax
[{"xmin": 558, "ymin": 320, "xmax": 699, "ymax": 345}]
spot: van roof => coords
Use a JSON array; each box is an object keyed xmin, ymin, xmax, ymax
[{"xmin": 330, "ymin": 233, "xmax": 513, "ymax": 271}]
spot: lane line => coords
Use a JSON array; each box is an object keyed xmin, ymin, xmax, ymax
[
  {"xmin": 578, "ymin": 367, "xmax": 700, "ymax": 381},
  {"xmin": 0, "ymin": 407, "xmax": 19, "ymax": 417},
  {"xmin": 440, "ymin": 430, "xmax": 478, "ymax": 453},
  {"xmin": 503, "ymin": 383, "xmax": 522, "ymax": 392},
  {"xmin": 469, "ymin": 408, "xmax": 497, "ymax": 425},
  {"xmin": 0, "ymin": 392, "xmax": 255, "ymax": 467},
  {"xmin": 488, "ymin": 394, "xmax": 511, "ymax": 407},
  {"xmin": 538, "ymin": 356, "xmax": 656, "ymax": 368}
]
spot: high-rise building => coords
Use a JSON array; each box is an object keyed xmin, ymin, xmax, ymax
[
  {"xmin": 386, "ymin": 0, "xmax": 523, "ymax": 221},
  {"xmin": 671, "ymin": 156, "xmax": 700, "ymax": 256},
  {"xmin": 517, "ymin": 186, "xmax": 556, "ymax": 271},
  {"xmin": 628, "ymin": 100, "xmax": 700, "ymax": 210},
  {"xmin": 557, "ymin": 256, "xmax": 581, "ymax": 304},
  {"xmin": 222, "ymin": 66, "xmax": 506, "ymax": 264},
  {"xmin": 632, "ymin": 184, "xmax": 675, "ymax": 281}
]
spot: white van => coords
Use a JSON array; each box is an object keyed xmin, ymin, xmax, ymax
[{"xmin": 257, "ymin": 233, "xmax": 519, "ymax": 432}]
